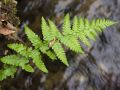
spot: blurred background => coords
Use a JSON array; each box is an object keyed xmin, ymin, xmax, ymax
[{"xmin": 1, "ymin": 0, "xmax": 120, "ymax": 90}]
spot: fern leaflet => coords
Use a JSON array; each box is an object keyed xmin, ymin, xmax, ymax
[
  {"xmin": 8, "ymin": 43, "xmax": 48, "ymax": 72},
  {"xmin": 0, "ymin": 66, "xmax": 16, "ymax": 81},
  {"xmin": 41, "ymin": 17, "xmax": 52, "ymax": 41},
  {"xmin": 60, "ymin": 35, "xmax": 84, "ymax": 53},
  {"xmin": 1, "ymin": 55, "xmax": 34, "ymax": 72},
  {"xmin": 8, "ymin": 43, "xmax": 31, "ymax": 58},
  {"xmin": 52, "ymin": 41, "xmax": 68, "ymax": 66},
  {"xmin": 30, "ymin": 50, "xmax": 48, "ymax": 73},
  {"xmin": 62, "ymin": 14, "xmax": 71, "ymax": 35},
  {"xmin": 25, "ymin": 25, "xmax": 42, "ymax": 49}
]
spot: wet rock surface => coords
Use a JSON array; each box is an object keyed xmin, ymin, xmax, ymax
[{"xmin": 1, "ymin": 0, "xmax": 120, "ymax": 90}]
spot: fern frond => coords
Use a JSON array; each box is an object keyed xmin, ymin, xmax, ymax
[
  {"xmin": 0, "ymin": 55, "xmax": 34, "ymax": 72},
  {"xmin": 90, "ymin": 19, "xmax": 114, "ymax": 33},
  {"xmin": 72, "ymin": 17, "xmax": 91, "ymax": 46},
  {"xmin": 30, "ymin": 50, "xmax": 48, "ymax": 73},
  {"xmin": 45, "ymin": 51, "xmax": 56, "ymax": 60},
  {"xmin": 0, "ymin": 66, "xmax": 16, "ymax": 81},
  {"xmin": 41, "ymin": 17, "xmax": 52, "ymax": 41},
  {"xmin": 8, "ymin": 43, "xmax": 32, "ymax": 58},
  {"xmin": 22, "ymin": 64, "xmax": 34, "ymax": 72},
  {"xmin": 84, "ymin": 19, "xmax": 97, "ymax": 41},
  {"xmin": 8, "ymin": 44, "xmax": 48, "ymax": 72},
  {"xmin": 97, "ymin": 19, "xmax": 114, "ymax": 30},
  {"xmin": 40, "ymin": 41, "xmax": 56, "ymax": 60},
  {"xmin": 90, "ymin": 19, "xmax": 101, "ymax": 32},
  {"xmin": 48, "ymin": 20, "xmax": 62, "ymax": 40},
  {"xmin": 0, "ymin": 14, "xmax": 115, "ymax": 81},
  {"xmin": 72, "ymin": 16, "xmax": 78, "ymax": 33},
  {"xmin": 24, "ymin": 26, "xmax": 56, "ymax": 60},
  {"xmin": 79, "ymin": 18, "xmax": 96, "ymax": 41},
  {"xmin": 1, "ymin": 55, "xmax": 28, "ymax": 66},
  {"xmin": 24, "ymin": 25, "xmax": 42, "ymax": 49},
  {"xmin": 78, "ymin": 18, "xmax": 91, "ymax": 46},
  {"xmin": 60, "ymin": 35, "xmax": 84, "ymax": 53},
  {"xmin": 52, "ymin": 41, "xmax": 68, "ymax": 66},
  {"xmin": 62, "ymin": 14, "xmax": 71, "ymax": 35},
  {"xmin": 77, "ymin": 18, "xmax": 115, "ymax": 46}
]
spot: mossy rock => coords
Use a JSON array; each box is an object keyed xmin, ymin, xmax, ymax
[{"xmin": 0, "ymin": 0, "xmax": 20, "ymax": 27}]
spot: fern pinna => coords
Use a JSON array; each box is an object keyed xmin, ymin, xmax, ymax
[{"xmin": 0, "ymin": 14, "xmax": 115, "ymax": 80}]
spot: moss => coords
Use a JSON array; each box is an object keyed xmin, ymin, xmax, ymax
[{"xmin": 1, "ymin": 0, "xmax": 20, "ymax": 27}]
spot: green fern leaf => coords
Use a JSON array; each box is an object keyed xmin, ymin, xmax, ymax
[
  {"xmin": 8, "ymin": 43, "xmax": 32, "ymax": 58},
  {"xmin": 62, "ymin": 14, "xmax": 71, "ymax": 35},
  {"xmin": 79, "ymin": 18, "xmax": 96, "ymax": 43},
  {"xmin": 1, "ymin": 55, "xmax": 34, "ymax": 72},
  {"xmin": 0, "ymin": 66, "xmax": 16, "ymax": 81},
  {"xmin": 48, "ymin": 20, "xmax": 62, "ymax": 40},
  {"xmin": 24, "ymin": 25, "xmax": 42, "ymax": 49},
  {"xmin": 84, "ymin": 19, "xmax": 97, "ymax": 41},
  {"xmin": 40, "ymin": 46, "xmax": 56, "ymax": 60},
  {"xmin": 22, "ymin": 64, "xmax": 34, "ymax": 72},
  {"xmin": 90, "ymin": 19, "xmax": 101, "ymax": 32},
  {"xmin": 25, "ymin": 26, "xmax": 56, "ymax": 60},
  {"xmin": 8, "ymin": 44, "xmax": 48, "ymax": 72},
  {"xmin": 40, "ymin": 41, "xmax": 56, "ymax": 60},
  {"xmin": 1, "ymin": 55, "xmax": 28, "ymax": 66},
  {"xmin": 99, "ymin": 19, "xmax": 115, "ymax": 29},
  {"xmin": 41, "ymin": 17, "xmax": 52, "ymax": 41},
  {"xmin": 30, "ymin": 50, "xmax": 48, "ymax": 73},
  {"xmin": 78, "ymin": 18, "xmax": 91, "ymax": 46},
  {"xmin": 60, "ymin": 35, "xmax": 84, "ymax": 53},
  {"xmin": 72, "ymin": 16, "xmax": 78, "ymax": 34},
  {"xmin": 52, "ymin": 41, "xmax": 68, "ymax": 66},
  {"xmin": 0, "ymin": 14, "xmax": 116, "ymax": 81},
  {"xmin": 90, "ymin": 19, "xmax": 114, "ymax": 33},
  {"xmin": 45, "ymin": 51, "xmax": 56, "ymax": 60},
  {"xmin": 72, "ymin": 16, "xmax": 91, "ymax": 46}
]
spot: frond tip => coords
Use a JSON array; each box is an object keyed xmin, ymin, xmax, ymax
[
  {"xmin": 24, "ymin": 25, "xmax": 42, "ymax": 49},
  {"xmin": 62, "ymin": 14, "xmax": 71, "ymax": 35}
]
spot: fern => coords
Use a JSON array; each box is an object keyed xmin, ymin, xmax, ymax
[
  {"xmin": 25, "ymin": 25, "xmax": 43, "ymax": 49},
  {"xmin": 60, "ymin": 35, "xmax": 83, "ymax": 53},
  {"xmin": 72, "ymin": 16, "xmax": 78, "ymax": 34},
  {"xmin": 48, "ymin": 20, "xmax": 62, "ymax": 40},
  {"xmin": 25, "ymin": 25, "xmax": 56, "ymax": 60},
  {"xmin": 84, "ymin": 19, "xmax": 96, "ymax": 41},
  {"xmin": 52, "ymin": 41, "xmax": 68, "ymax": 66},
  {"xmin": 41, "ymin": 14, "xmax": 115, "ymax": 65},
  {"xmin": 7, "ymin": 43, "xmax": 48, "ymax": 73},
  {"xmin": 62, "ymin": 14, "xmax": 71, "ymax": 35},
  {"xmin": 22, "ymin": 64, "xmax": 34, "ymax": 72},
  {"xmin": 0, "ymin": 14, "xmax": 115, "ymax": 81},
  {"xmin": 29, "ymin": 49, "xmax": 48, "ymax": 72},
  {"xmin": 0, "ymin": 66, "xmax": 16, "ymax": 81},
  {"xmin": 1, "ymin": 55, "xmax": 34, "ymax": 72},
  {"xmin": 41, "ymin": 17, "xmax": 52, "ymax": 41},
  {"xmin": 7, "ymin": 44, "xmax": 31, "ymax": 58},
  {"xmin": 72, "ymin": 17, "xmax": 91, "ymax": 46}
]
